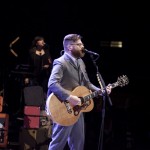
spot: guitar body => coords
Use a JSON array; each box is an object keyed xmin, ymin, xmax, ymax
[{"xmin": 46, "ymin": 86, "xmax": 94, "ymax": 126}]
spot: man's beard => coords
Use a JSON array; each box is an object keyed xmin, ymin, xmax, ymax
[{"xmin": 72, "ymin": 50, "xmax": 85, "ymax": 58}]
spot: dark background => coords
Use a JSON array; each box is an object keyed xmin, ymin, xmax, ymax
[{"xmin": 0, "ymin": 0, "xmax": 150, "ymax": 150}]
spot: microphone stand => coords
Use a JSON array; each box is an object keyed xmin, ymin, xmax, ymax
[{"xmin": 89, "ymin": 54, "xmax": 112, "ymax": 150}]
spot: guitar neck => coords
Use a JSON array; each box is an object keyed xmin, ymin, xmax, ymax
[
  {"xmin": 84, "ymin": 90, "xmax": 100, "ymax": 101},
  {"xmin": 110, "ymin": 81, "xmax": 119, "ymax": 89},
  {"xmin": 83, "ymin": 81, "xmax": 119, "ymax": 102}
]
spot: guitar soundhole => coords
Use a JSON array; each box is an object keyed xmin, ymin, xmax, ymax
[
  {"xmin": 73, "ymin": 100, "xmax": 91, "ymax": 116},
  {"xmin": 81, "ymin": 100, "xmax": 91, "ymax": 109}
]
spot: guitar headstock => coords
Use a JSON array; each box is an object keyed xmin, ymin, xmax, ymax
[{"xmin": 117, "ymin": 75, "xmax": 129, "ymax": 87}]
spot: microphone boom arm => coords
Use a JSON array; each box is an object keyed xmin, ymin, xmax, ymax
[{"xmin": 84, "ymin": 49, "xmax": 99, "ymax": 56}]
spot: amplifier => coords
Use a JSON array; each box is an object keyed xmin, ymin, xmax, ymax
[
  {"xmin": 0, "ymin": 113, "xmax": 9, "ymax": 148},
  {"xmin": 0, "ymin": 96, "xmax": 3, "ymax": 112},
  {"xmin": 19, "ymin": 128, "xmax": 50, "ymax": 150},
  {"xmin": 24, "ymin": 106, "xmax": 41, "ymax": 129},
  {"xmin": 24, "ymin": 116, "xmax": 40, "ymax": 129},
  {"xmin": 23, "ymin": 86, "xmax": 45, "ymax": 107},
  {"xmin": 24, "ymin": 106, "xmax": 40, "ymax": 116}
]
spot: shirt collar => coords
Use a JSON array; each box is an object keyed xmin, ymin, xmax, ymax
[{"xmin": 65, "ymin": 52, "xmax": 77, "ymax": 62}]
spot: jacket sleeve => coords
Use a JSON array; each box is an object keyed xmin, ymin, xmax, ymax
[{"xmin": 47, "ymin": 59, "xmax": 70, "ymax": 101}]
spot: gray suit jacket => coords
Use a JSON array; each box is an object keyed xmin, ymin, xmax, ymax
[{"xmin": 47, "ymin": 53, "xmax": 100, "ymax": 101}]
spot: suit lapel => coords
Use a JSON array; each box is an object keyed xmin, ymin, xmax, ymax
[{"xmin": 64, "ymin": 53, "xmax": 78, "ymax": 69}]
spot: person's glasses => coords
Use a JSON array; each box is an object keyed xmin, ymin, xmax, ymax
[{"xmin": 71, "ymin": 43, "xmax": 84, "ymax": 47}]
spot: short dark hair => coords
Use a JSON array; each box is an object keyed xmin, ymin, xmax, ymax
[{"xmin": 63, "ymin": 34, "xmax": 82, "ymax": 48}]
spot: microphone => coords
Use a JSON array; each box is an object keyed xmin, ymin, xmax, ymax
[{"xmin": 83, "ymin": 49, "xmax": 99, "ymax": 56}]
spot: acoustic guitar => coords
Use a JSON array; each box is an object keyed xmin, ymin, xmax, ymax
[{"xmin": 46, "ymin": 75, "xmax": 129, "ymax": 126}]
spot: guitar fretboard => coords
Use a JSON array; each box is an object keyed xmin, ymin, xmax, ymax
[
  {"xmin": 83, "ymin": 81, "xmax": 120, "ymax": 102},
  {"xmin": 83, "ymin": 90, "xmax": 101, "ymax": 102}
]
